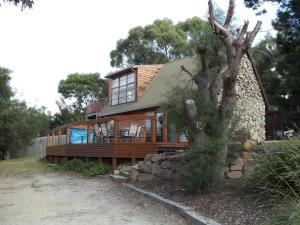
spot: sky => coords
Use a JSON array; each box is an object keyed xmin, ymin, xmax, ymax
[{"xmin": 0, "ymin": 0, "xmax": 278, "ymax": 114}]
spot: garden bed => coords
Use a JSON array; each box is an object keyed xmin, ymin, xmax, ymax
[{"xmin": 134, "ymin": 178, "xmax": 279, "ymax": 225}]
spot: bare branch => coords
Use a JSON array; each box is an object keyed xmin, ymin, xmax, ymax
[
  {"xmin": 208, "ymin": 0, "xmax": 232, "ymax": 45},
  {"xmin": 224, "ymin": 0, "xmax": 235, "ymax": 29},
  {"xmin": 237, "ymin": 20, "xmax": 249, "ymax": 45},
  {"xmin": 242, "ymin": 21, "xmax": 262, "ymax": 51},
  {"xmin": 181, "ymin": 65, "xmax": 196, "ymax": 81}
]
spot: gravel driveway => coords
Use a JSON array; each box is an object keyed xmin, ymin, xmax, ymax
[{"xmin": 0, "ymin": 173, "xmax": 187, "ymax": 225}]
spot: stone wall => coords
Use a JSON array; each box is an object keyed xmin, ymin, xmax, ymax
[
  {"xmin": 130, "ymin": 152, "xmax": 255, "ymax": 182},
  {"xmin": 218, "ymin": 55, "xmax": 266, "ymax": 143}
]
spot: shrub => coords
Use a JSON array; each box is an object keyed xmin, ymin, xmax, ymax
[
  {"xmin": 56, "ymin": 159, "xmax": 111, "ymax": 177},
  {"xmin": 227, "ymin": 142, "xmax": 243, "ymax": 164},
  {"xmin": 248, "ymin": 137, "xmax": 300, "ymax": 199},
  {"xmin": 270, "ymin": 199, "xmax": 300, "ymax": 225},
  {"xmin": 181, "ymin": 137, "xmax": 225, "ymax": 194}
]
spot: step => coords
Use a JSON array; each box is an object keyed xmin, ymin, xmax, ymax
[{"xmin": 109, "ymin": 174, "xmax": 129, "ymax": 183}]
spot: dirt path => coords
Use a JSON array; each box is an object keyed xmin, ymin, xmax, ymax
[{"xmin": 0, "ymin": 173, "xmax": 187, "ymax": 225}]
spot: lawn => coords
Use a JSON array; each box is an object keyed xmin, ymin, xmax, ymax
[{"xmin": 0, "ymin": 156, "xmax": 51, "ymax": 175}]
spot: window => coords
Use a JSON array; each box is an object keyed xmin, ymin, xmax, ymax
[{"xmin": 111, "ymin": 72, "xmax": 136, "ymax": 105}]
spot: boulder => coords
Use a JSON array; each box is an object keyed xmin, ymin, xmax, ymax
[
  {"xmin": 226, "ymin": 171, "xmax": 243, "ymax": 179},
  {"xmin": 171, "ymin": 161, "xmax": 183, "ymax": 172},
  {"xmin": 151, "ymin": 154, "xmax": 164, "ymax": 163},
  {"xmin": 161, "ymin": 168, "xmax": 174, "ymax": 180},
  {"xmin": 143, "ymin": 161, "xmax": 152, "ymax": 173},
  {"xmin": 161, "ymin": 160, "xmax": 171, "ymax": 169},
  {"xmin": 230, "ymin": 165, "xmax": 243, "ymax": 171},
  {"xmin": 130, "ymin": 167, "xmax": 139, "ymax": 182},
  {"xmin": 137, "ymin": 173, "xmax": 155, "ymax": 182},
  {"xmin": 231, "ymin": 157, "xmax": 244, "ymax": 166},
  {"xmin": 144, "ymin": 154, "xmax": 155, "ymax": 161},
  {"xmin": 152, "ymin": 162, "xmax": 162, "ymax": 175}
]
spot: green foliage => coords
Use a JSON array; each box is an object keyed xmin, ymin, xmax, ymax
[
  {"xmin": 0, "ymin": 67, "xmax": 52, "ymax": 159},
  {"xmin": 1, "ymin": 0, "xmax": 34, "ymax": 10},
  {"xmin": 181, "ymin": 137, "xmax": 226, "ymax": 193},
  {"xmin": 227, "ymin": 143, "xmax": 243, "ymax": 165},
  {"xmin": 110, "ymin": 17, "xmax": 212, "ymax": 68},
  {"xmin": 58, "ymin": 73, "xmax": 108, "ymax": 112},
  {"xmin": 248, "ymin": 137, "xmax": 300, "ymax": 199},
  {"xmin": 57, "ymin": 159, "xmax": 111, "ymax": 177},
  {"xmin": 162, "ymin": 86, "xmax": 223, "ymax": 140},
  {"xmin": 270, "ymin": 199, "xmax": 300, "ymax": 225}
]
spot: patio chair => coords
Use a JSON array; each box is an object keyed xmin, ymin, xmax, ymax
[
  {"xmin": 100, "ymin": 123, "xmax": 112, "ymax": 143},
  {"xmin": 134, "ymin": 125, "xmax": 142, "ymax": 142},
  {"xmin": 122, "ymin": 123, "xmax": 138, "ymax": 142},
  {"xmin": 93, "ymin": 123, "xmax": 102, "ymax": 143}
]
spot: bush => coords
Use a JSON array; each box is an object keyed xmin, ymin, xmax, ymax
[
  {"xmin": 56, "ymin": 159, "xmax": 111, "ymax": 177},
  {"xmin": 181, "ymin": 137, "xmax": 225, "ymax": 193},
  {"xmin": 270, "ymin": 199, "xmax": 300, "ymax": 225},
  {"xmin": 227, "ymin": 142, "xmax": 243, "ymax": 164},
  {"xmin": 248, "ymin": 137, "xmax": 300, "ymax": 199}
]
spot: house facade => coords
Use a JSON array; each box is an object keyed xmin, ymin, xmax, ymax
[{"xmin": 88, "ymin": 52, "xmax": 268, "ymax": 143}]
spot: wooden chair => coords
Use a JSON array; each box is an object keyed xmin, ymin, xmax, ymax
[
  {"xmin": 93, "ymin": 123, "xmax": 102, "ymax": 143},
  {"xmin": 100, "ymin": 123, "xmax": 112, "ymax": 142},
  {"xmin": 134, "ymin": 125, "xmax": 142, "ymax": 142},
  {"xmin": 123, "ymin": 123, "xmax": 138, "ymax": 142}
]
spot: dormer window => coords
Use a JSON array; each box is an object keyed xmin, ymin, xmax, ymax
[{"xmin": 112, "ymin": 72, "xmax": 136, "ymax": 105}]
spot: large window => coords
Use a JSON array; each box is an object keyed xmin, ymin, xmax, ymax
[{"xmin": 112, "ymin": 72, "xmax": 136, "ymax": 105}]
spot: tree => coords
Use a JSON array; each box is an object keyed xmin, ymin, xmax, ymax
[
  {"xmin": 250, "ymin": 35, "xmax": 282, "ymax": 106},
  {"xmin": 58, "ymin": 73, "xmax": 108, "ymax": 113},
  {"xmin": 245, "ymin": 0, "xmax": 300, "ymax": 128},
  {"xmin": 110, "ymin": 18, "xmax": 215, "ymax": 68},
  {"xmin": 172, "ymin": 0, "xmax": 262, "ymax": 187},
  {"xmin": 1, "ymin": 0, "xmax": 34, "ymax": 9}
]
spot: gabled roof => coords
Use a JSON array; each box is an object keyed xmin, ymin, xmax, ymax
[{"xmin": 99, "ymin": 53, "xmax": 269, "ymax": 117}]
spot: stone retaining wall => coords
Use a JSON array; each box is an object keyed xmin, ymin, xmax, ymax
[{"xmin": 131, "ymin": 152, "xmax": 255, "ymax": 182}]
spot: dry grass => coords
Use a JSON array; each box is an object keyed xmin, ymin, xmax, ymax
[{"xmin": 0, "ymin": 156, "xmax": 51, "ymax": 175}]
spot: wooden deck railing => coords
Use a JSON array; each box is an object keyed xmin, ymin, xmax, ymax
[{"xmin": 47, "ymin": 114, "xmax": 157, "ymax": 146}]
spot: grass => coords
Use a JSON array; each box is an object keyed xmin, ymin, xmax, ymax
[{"xmin": 0, "ymin": 156, "xmax": 51, "ymax": 175}]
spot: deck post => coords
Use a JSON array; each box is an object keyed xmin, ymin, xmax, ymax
[
  {"xmin": 52, "ymin": 130, "xmax": 54, "ymax": 145},
  {"xmin": 98, "ymin": 157, "xmax": 103, "ymax": 164},
  {"xmin": 132, "ymin": 158, "xmax": 136, "ymax": 165},
  {"xmin": 66, "ymin": 127, "xmax": 70, "ymax": 144},
  {"xmin": 57, "ymin": 129, "xmax": 61, "ymax": 145},
  {"xmin": 151, "ymin": 118, "xmax": 156, "ymax": 143},
  {"xmin": 163, "ymin": 114, "xmax": 168, "ymax": 143},
  {"xmin": 87, "ymin": 124, "xmax": 91, "ymax": 144},
  {"xmin": 176, "ymin": 131, "xmax": 180, "ymax": 143},
  {"xmin": 112, "ymin": 157, "xmax": 117, "ymax": 170},
  {"xmin": 113, "ymin": 119, "xmax": 119, "ymax": 144}
]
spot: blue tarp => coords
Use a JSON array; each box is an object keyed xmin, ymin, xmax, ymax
[{"xmin": 69, "ymin": 128, "xmax": 95, "ymax": 144}]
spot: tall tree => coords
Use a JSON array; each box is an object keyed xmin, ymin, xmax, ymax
[
  {"xmin": 110, "ymin": 18, "xmax": 213, "ymax": 68},
  {"xmin": 58, "ymin": 73, "xmax": 108, "ymax": 113},
  {"xmin": 179, "ymin": 0, "xmax": 262, "ymax": 184},
  {"xmin": 246, "ymin": 0, "xmax": 300, "ymax": 128}
]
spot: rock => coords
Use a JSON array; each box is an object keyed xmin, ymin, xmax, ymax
[
  {"xmin": 109, "ymin": 174, "xmax": 128, "ymax": 183},
  {"xmin": 226, "ymin": 171, "xmax": 243, "ymax": 179},
  {"xmin": 143, "ymin": 161, "xmax": 152, "ymax": 173},
  {"xmin": 161, "ymin": 168, "xmax": 174, "ymax": 180},
  {"xmin": 144, "ymin": 154, "xmax": 155, "ymax": 161},
  {"xmin": 138, "ymin": 161, "xmax": 144, "ymax": 170},
  {"xmin": 137, "ymin": 173, "xmax": 155, "ymax": 182},
  {"xmin": 151, "ymin": 154, "xmax": 164, "ymax": 163},
  {"xmin": 161, "ymin": 160, "xmax": 171, "ymax": 169},
  {"xmin": 230, "ymin": 165, "xmax": 243, "ymax": 171},
  {"xmin": 231, "ymin": 157, "xmax": 244, "ymax": 166},
  {"xmin": 130, "ymin": 167, "xmax": 139, "ymax": 182},
  {"xmin": 242, "ymin": 151, "xmax": 255, "ymax": 165},
  {"xmin": 171, "ymin": 161, "xmax": 183, "ymax": 172},
  {"xmin": 165, "ymin": 153, "xmax": 186, "ymax": 161},
  {"xmin": 152, "ymin": 162, "xmax": 162, "ymax": 175},
  {"xmin": 114, "ymin": 169, "xmax": 120, "ymax": 175}
]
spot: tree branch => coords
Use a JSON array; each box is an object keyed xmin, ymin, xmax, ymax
[
  {"xmin": 224, "ymin": 0, "xmax": 235, "ymax": 29},
  {"xmin": 237, "ymin": 20, "xmax": 249, "ymax": 45},
  {"xmin": 242, "ymin": 21, "xmax": 262, "ymax": 51},
  {"xmin": 181, "ymin": 65, "xmax": 196, "ymax": 81}
]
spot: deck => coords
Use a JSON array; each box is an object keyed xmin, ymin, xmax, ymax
[{"xmin": 46, "ymin": 114, "xmax": 188, "ymax": 169}]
